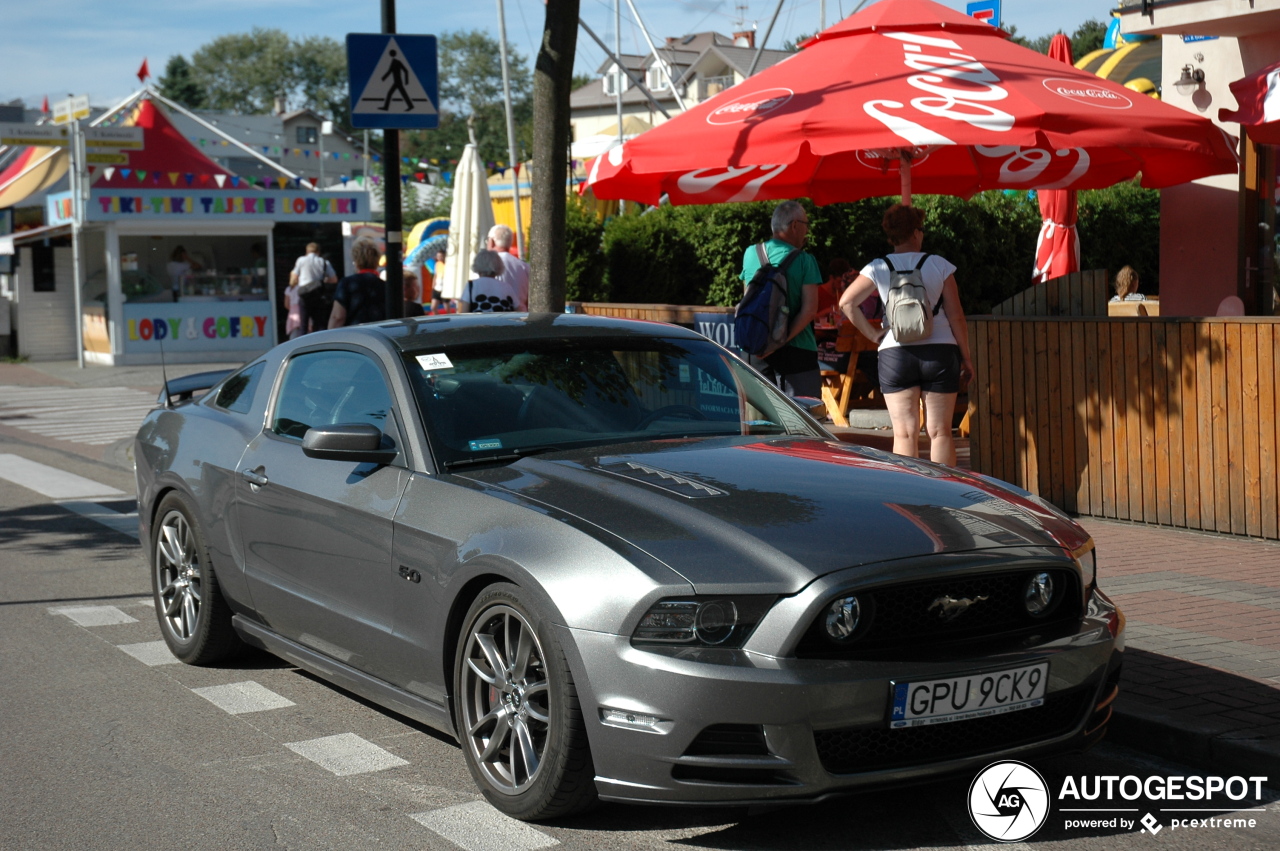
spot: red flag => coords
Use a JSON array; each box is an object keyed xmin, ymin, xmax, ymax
[
  {"xmin": 137, "ymin": 58, "xmax": 150, "ymax": 82},
  {"xmin": 41, "ymin": 95, "xmax": 49, "ymax": 113}
]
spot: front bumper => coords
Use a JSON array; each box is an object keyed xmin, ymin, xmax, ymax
[{"xmin": 561, "ymin": 590, "xmax": 1123, "ymax": 805}]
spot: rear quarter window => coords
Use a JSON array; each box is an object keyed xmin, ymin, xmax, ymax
[{"xmin": 213, "ymin": 362, "xmax": 266, "ymax": 414}]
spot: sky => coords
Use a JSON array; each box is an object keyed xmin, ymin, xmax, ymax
[{"xmin": 1, "ymin": 0, "xmax": 1121, "ymax": 110}]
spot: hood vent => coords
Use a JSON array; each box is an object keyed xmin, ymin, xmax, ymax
[{"xmin": 595, "ymin": 461, "xmax": 727, "ymax": 499}]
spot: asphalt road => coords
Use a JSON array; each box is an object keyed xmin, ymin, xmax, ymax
[{"xmin": 1, "ymin": 433, "xmax": 1275, "ymax": 851}]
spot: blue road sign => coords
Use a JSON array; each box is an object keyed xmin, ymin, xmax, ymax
[
  {"xmin": 346, "ymin": 34, "xmax": 439, "ymax": 130},
  {"xmin": 965, "ymin": 0, "xmax": 1000, "ymax": 28}
]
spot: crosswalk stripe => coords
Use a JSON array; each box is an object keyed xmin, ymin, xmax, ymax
[
  {"xmin": 410, "ymin": 802, "xmax": 559, "ymax": 851},
  {"xmin": 0, "ymin": 454, "xmax": 126, "ymax": 499},
  {"xmin": 0, "ymin": 385, "xmax": 157, "ymax": 447}
]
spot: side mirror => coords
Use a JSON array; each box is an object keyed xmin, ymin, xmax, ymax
[
  {"xmin": 301, "ymin": 423, "xmax": 398, "ymax": 464},
  {"xmin": 791, "ymin": 396, "xmax": 827, "ymax": 418}
]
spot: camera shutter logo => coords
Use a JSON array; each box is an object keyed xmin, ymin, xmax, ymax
[{"xmin": 969, "ymin": 761, "xmax": 1051, "ymax": 842}]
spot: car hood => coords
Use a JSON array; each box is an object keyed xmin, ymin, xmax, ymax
[{"xmin": 456, "ymin": 436, "xmax": 1089, "ymax": 594}]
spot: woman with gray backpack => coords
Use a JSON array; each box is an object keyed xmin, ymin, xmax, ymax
[{"xmin": 837, "ymin": 203, "xmax": 973, "ymax": 466}]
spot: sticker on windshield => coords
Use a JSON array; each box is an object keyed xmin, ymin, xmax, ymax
[
  {"xmin": 468, "ymin": 438, "xmax": 503, "ymax": 451},
  {"xmin": 416, "ymin": 353, "xmax": 454, "ymax": 371}
]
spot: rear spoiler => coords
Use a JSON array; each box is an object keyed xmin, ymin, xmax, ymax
[{"xmin": 156, "ymin": 369, "xmax": 234, "ymax": 407}]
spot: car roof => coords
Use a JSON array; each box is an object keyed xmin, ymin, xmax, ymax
[{"xmin": 366, "ymin": 312, "xmax": 710, "ymax": 354}]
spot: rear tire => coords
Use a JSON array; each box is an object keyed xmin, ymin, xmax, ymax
[
  {"xmin": 151, "ymin": 492, "xmax": 242, "ymax": 665},
  {"xmin": 454, "ymin": 583, "xmax": 597, "ymax": 820}
]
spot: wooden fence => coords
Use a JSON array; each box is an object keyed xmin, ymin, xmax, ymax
[
  {"xmin": 968, "ymin": 316, "xmax": 1280, "ymax": 541},
  {"xmin": 991, "ymin": 269, "xmax": 1110, "ymax": 317},
  {"xmin": 566, "ymin": 302, "xmax": 733, "ymax": 325}
]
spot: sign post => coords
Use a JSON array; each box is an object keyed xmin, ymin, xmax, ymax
[{"xmin": 347, "ymin": 5, "xmax": 439, "ymax": 320}]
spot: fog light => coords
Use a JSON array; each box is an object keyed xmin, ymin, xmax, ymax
[
  {"xmin": 1025, "ymin": 572, "xmax": 1054, "ymax": 615},
  {"xmin": 824, "ymin": 595, "xmax": 861, "ymax": 640},
  {"xmin": 600, "ymin": 708, "xmax": 665, "ymax": 731}
]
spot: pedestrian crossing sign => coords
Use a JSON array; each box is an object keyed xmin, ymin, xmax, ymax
[{"xmin": 346, "ymin": 34, "xmax": 439, "ymax": 129}]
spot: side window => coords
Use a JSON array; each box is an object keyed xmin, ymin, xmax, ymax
[
  {"xmin": 213, "ymin": 361, "xmax": 266, "ymax": 414},
  {"xmin": 271, "ymin": 351, "xmax": 396, "ymax": 442}
]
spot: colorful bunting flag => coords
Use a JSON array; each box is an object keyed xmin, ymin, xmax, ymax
[
  {"xmin": 183, "ymin": 173, "xmax": 194, "ymax": 186},
  {"xmin": 136, "ymin": 170, "xmax": 148, "ymax": 183},
  {"xmin": 340, "ymin": 176, "xmax": 349, "ymax": 185},
  {"xmin": 214, "ymin": 174, "xmax": 226, "ymax": 188},
  {"xmin": 168, "ymin": 172, "xmax": 180, "ymax": 186},
  {"xmin": 120, "ymin": 168, "xmax": 132, "ymax": 179},
  {"xmin": 104, "ymin": 167, "xmax": 115, "ymax": 181}
]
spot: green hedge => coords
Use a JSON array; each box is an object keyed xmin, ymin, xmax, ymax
[{"xmin": 566, "ymin": 182, "xmax": 1160, "ymax": 314}]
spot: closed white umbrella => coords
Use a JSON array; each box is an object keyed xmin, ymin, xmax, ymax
[{"xmin": 441, "ymin": 143, "xmax": 495, "ymax": 300}]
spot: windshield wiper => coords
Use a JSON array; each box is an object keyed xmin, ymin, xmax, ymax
[{"xmin": 441, "ymin": 445, "xmax": 563, "ymax": 471}]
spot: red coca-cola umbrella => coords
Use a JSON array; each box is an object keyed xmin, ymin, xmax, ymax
[
  {"xmin": 1032, "ymin": 34, "xmax": 1080, "ymax": 284},
  {"xmin": 1219, "ymin": 59, "xmax": 1280, "ymax": 145},
  {"xmin": 586, "ymin": 0, "xmax": 1237, "ymax": 206}
]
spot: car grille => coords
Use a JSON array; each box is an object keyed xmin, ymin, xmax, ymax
[
  {"xmin": 814, "ymin": 687, "xmax": 1092, "ymax": 774},
  {"xmin": 796, "ymin": 568, "xmax": 1081, "ymax": 659}
]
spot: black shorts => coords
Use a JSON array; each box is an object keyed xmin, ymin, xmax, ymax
[{"xmin": 877, "ymin": 344, "xmax": 961, "ymax": 394}]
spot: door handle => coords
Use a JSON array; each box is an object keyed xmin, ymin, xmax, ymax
[{"xmin": 241, "ymin": 468, "xmax": 269, "ymax": 487}]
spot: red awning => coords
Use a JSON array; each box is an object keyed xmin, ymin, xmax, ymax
[{"xmin": 91, "ymin": 98, "xmax": 234, "ymax": 189}]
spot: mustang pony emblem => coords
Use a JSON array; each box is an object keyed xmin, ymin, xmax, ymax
[{"xmin": 929, "ymin": 594, "xmax": 989, "ymax": 622}]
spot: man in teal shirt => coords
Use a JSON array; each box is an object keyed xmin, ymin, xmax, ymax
[{"xmin": 738, "ymin": 200, "xmax": 823, "ymax": 398}]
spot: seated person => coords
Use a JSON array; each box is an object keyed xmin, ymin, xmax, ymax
[{"xmin": 1110, "ymin": 266, "xmax": 1145, "ymax": 302}]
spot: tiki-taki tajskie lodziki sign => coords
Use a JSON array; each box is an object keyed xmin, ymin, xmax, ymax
[{"xmin": 46, "ymin": 189, "xmax": 368, "ymax": 225}]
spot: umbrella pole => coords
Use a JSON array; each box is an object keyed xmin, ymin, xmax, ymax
[{"xmin": 900, "ymin": 150, "xmax": 913, "ymax": 207}]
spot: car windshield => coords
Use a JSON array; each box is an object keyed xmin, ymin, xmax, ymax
[{"xmin": 402, "ymin": 336, "xmax": 825, "ymax": 469}]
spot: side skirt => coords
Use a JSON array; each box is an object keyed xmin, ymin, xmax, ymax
[{"xmin": 232, "ymin": 615, "xmax": 456, "ymax": 738}]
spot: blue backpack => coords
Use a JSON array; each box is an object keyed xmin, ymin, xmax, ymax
[{"xmin": 734, "ymin": 243, "xmax": 798, "ymax": 357}]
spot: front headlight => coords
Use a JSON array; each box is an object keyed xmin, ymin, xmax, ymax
[{"xmin": 632, "ymin": 596, "xmax": 775, "ymax": 649}]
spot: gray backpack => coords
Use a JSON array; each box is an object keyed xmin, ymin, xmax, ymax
[{"xmin": 883, "ymin": 254, "xmax": 942, "ymax": 343}]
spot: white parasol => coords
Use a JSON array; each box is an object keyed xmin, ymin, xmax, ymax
[{"xmin": 440, "ymin": 143, "xmax": 496, "ymax": 300}]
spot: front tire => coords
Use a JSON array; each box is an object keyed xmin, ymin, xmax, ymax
[
  {"xmin": 454, "ymin": 583, "xmax": 596, "ymax": 820},
  {"xmin": 151, "ymin": 492, "xmax": 241, "ymax": 665}
]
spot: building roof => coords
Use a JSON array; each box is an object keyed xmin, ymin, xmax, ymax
[
  {"xmin": 675, "ymin": 44, "xmax": 793, "ymax": 85},
  {"xmin": 91, "ymin": 98, "xmax": 232, "ymax": 189}
]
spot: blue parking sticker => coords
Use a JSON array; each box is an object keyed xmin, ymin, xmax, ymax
[{"xmin": 469, "ymin": 439, "xmax": 503, "ymax": 451}]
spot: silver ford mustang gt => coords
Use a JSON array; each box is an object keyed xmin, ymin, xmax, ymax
[{"xmin": 135, "ymin": 313, "xmax": 1123, "ymax": 820}]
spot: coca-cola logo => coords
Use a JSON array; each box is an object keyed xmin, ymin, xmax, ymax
[
  {"xmin": 706, "ymin": 88, "xmax": 794, "ymax": 125},
  {"xmin": 1043, "ymin": 78, "xmax": 1133, "ymax": 110}
]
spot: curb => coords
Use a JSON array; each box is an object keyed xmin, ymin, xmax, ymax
[{"xmin": 1111, "ymin": 697, "xmax": 1280, "ymax": 779}]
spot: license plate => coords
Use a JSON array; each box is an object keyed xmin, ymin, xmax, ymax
[{"xmin": 889, "ymin": 662, "xmax": 1048, "ymax": 728}]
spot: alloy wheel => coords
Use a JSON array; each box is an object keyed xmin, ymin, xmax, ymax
[
  {"xmin": 460, "ymin": 604, "xmax": 551, "ymax": 795},
  {"xmin": 156, "ymin": 509, "xmax": 202, "ymax": 642}
]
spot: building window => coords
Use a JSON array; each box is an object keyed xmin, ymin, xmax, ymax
[
  {"xmin": 297, "ymin": 126, "xmax": 318, "ymax": 145},
  {"xmin": 602, "ymin": 68, "xmax": 629, "ymax": 98},
  {"xmin": 646, "ymin": 65, "xmax": 669, "ymax": 92}
]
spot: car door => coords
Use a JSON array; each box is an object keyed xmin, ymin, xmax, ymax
[{"xmin": 236, "ymin": 347, "xmax": 409, "ymax": 680}]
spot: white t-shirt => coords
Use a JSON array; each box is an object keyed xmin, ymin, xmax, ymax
[
  {"xmin": 292, "ymin": 253, "xmax": 336, "ymax": 291},
  {"xmin": 462, "ymin": 276, "xmax": 519, "ymax": 312},
  {"xmin": 496, "ymin": 251, "xmax": 530, "ymax": 311},
  {"xmin": 860, "ymin": 252, "xmax": 957, "ymax": 349}
]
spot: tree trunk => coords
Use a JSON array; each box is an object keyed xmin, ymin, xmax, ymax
[{"xmin": 529, "ymin": 0, "xmax": 580, "ymax": 312}]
